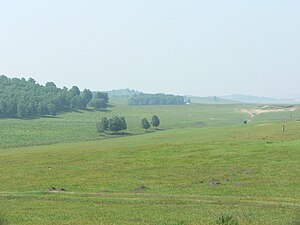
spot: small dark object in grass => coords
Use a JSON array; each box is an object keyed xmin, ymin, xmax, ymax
[
  {"xmin": 49, "ymin": 187, "xmax": 67, "ymax": 192},
  {"xmin": 133, "ymin": 185, "xmax": 147, "ymax": 191},
  {"xmin": 216, "ymin": 215, "xmax": 239, "ymax": 225},
  {"xmin": 212, "ymin": 181, "xmax": 221, "ymax": 186},
  {"xmin": 195, "ymin": 121, "xmax": 206, "ymax": 127}
]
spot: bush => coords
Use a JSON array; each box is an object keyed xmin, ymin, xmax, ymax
[{"xmin": 216, "ymin": 215, "xmax": 239, "ymax": 225}]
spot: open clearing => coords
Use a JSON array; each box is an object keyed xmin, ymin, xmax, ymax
[{"xmin": 0, "ymin": 103, "xmax": 300, "ymax": 224}]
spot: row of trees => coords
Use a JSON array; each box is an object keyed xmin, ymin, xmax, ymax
[
  {"xmin": 96, "ymin": 115, "xmax": 160, "ymax": 134},
  {"xmin": 0, "ymin": 76, "xmax": 109, "ymax": 118},
  {"xmin": 128, "ymin": 93, "xmax": 186, "ymax": 106}
]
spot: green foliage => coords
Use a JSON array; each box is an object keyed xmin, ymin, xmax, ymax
[
  {"xmin": 90, "ymin": 98, "xmax": 107, "ymax": 109},
  {"xmin": 151, "ymin": 115, "xmax": 160, "ymax": 128},
  {"xmin": 129, "ymin": 93, "xmax": 186, "ymax": 105},
  {"xmin": 141, "ymin": 118, "xmax": 151, "ymax": 130},
  {"xmin": 0, "ymin": 215, "xmax": 7, "ymax": 225},
  {"xmin": 81, "ymin": 89, "xmax": 93, "ymax": 106},
  {"xmin": 107, "ymin": 116, "xmax": 127, "ymax": 133},
  {"xmin": 119, "ymin": 116, "xmax": 127, "ymax": 130},
  {"xmin": 95, "ymin": 92, "xmax": 109, "ymax": 103},
  {"xmin": 216, "ymin": 215, "xmax": 239, "ymax": 225},
  {"xmin": 90, "ymin": 92, "xmax": 109, "ymax": 109},
  {"xmin": 96, "ymin": 117, "xmax": 108, "ymax": 133},
  {"xmin": 0, "ymin": 75, "xmax": 107, "ymax": 118}
]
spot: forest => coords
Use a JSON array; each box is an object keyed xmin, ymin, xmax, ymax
[
  {"xmin": 128, "ymin": 93, "xmax": 187, "ymax": 105},
  {"xmin": 0, "ymin": 75, "xmax": 108, "ymax": 118}
]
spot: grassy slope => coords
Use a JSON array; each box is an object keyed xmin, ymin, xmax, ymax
[
  {"xmin": 1, "ymin": 101, "xmax": 299, "ymax": 149},
  {"xmin": 0, "ymin": 119, "xmax": 300, "ymax": 224},
  {"xmin": 0, "ymin": 104, "xmax": 246, "ymax": 149}
]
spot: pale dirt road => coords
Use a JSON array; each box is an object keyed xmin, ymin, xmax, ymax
[{"xmin": 239, "ymin": 106, "xmax": 297, "ymax": 118}]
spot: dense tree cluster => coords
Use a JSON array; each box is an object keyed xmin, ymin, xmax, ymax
[
  {"xmin": 128, "ymin": 93, "xmax": 186, "ymax": 105},
  {"xmin": 0, "ymin": 75, "xmax": 108, "ymax": 118},
  {"xmin": 96, "ymin": 116, "xmax": 127, "ymax": 133}
]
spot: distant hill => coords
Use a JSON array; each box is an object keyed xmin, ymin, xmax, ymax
[
  {"xmin": 221, "ymin": 94, "xmax": 300, "ymax": 104},
  {"xmin": 187, "ymin": 96, "xmax": 239, "ymax": 104},
  {"xmin": 107, "ymin": 90, "xmax": 300, "ymax": 105}
]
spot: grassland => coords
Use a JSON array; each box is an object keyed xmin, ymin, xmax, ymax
[
  {"xmin": 0, "ymin": 103, "xmax": 245, "ymax": 149},
  {"xmin": 0, "ymin": 103, "xmax": 299, "ymax": 224}
]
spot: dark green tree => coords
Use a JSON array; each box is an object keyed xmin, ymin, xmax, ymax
[
  {"xmin": 95, "ymin": 92, "xmax": 109, "ymax": 103},
  {"xmin": 141, "ymin": 118, "xmax": 151, "ymax": 130},
  {"xmin": 96, "ymin": 117, "xmax": 108, "ymax": 133},
  {"xmin": 47, "ymin": 103, "xmax": 57, "ymax": 116},
  {"xmin": 107, "ymin": 116, "xmax": 127, "ymax": 133},
  {"xmin": 69, "ymin": 86, "xmax": 80, "ymax": 97},
  {"xmin": 151, "ymin": 115, "xmax": 160, "ymax": 128},
  {"xmin": 81, "ymin": 89, "xmax": 93, "ymax": 107},
  {"xmin": 120, "ymin": 117, "xmax": 127, "ymax": 130},
  {"xmin": 90, "ymin": 98, "xmax": 107, "ymax": 109}
]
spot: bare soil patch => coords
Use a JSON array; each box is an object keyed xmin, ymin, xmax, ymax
[{"xmin": 239, "ymin": 105, "xmax": 297, "ymax": 118}]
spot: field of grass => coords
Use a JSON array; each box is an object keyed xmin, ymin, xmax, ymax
[
  {"xmin": 1, "ymin": 107, "xmax": 300, "ymax": 224},
  {"xmin": 0, "ymin": 103, "xmax": 246, "ymax": 149},
  {"xmin": 1, "ymin": 101, "xmax": 298, "ymax": 149}
]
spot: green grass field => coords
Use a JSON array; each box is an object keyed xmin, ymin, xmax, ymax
[
  {"xmin": 0, "ymin": 103, "xmax": 299, "ymax": 224},
  {"xmin": 0, "ymin": 104, "xmax": 246, "ymax": 149}
]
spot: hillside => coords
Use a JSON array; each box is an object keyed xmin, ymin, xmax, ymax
[
  {"xmin": 187, "ymin": 96, "xmax": 239, "ymax": 104},
  {"xmin": 222, "ymin": 94, "xmax": 300, "ymax": 104},
  {"xmin": 0, "ymin": 121, "xmax": 299, "ymax": 224}
]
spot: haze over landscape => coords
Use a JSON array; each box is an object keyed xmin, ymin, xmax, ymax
[
  {"xmin": 1, "ymin": 0, "xmax": 299, "ymax": 98},
  {"xmin": 1, "ymin": 1, "xmax": 300, "ymax": 225}
]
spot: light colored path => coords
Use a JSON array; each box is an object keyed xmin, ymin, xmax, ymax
[{"xmin": 239, "ymin": 106, "xmax": 297, "ymax": 118}]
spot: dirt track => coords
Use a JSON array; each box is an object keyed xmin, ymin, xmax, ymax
[{"xmin": 240, "ymin": 106, "xmax": 297, "ymax": 118}]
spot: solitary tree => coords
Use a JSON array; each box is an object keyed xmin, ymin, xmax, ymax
[
  {"xmin": 141, "ymin": 118, "xmax": 151, "ymax": 131},
  {"xmin": 151, "ymin": 115, "xmax": 160, "ymax": 129}
]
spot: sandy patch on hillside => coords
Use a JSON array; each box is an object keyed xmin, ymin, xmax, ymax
[{"xmin": 240, "ymin": 106, "xmax": 297, "ymax": 118}]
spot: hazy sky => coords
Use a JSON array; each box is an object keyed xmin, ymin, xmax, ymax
[{"xmin": 0, "ymin": 0, "xmax": 299, "ymax": 98}]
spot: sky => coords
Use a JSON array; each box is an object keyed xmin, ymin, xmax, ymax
[{"xmin": 0, "ymin": 0, "xmax": 299, "ymax": 98}]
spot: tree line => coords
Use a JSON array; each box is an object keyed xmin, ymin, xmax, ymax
[
  {"xmin": 0, "ymin": 75, "xmax": 109, "ymax": 118},
  {"xmin": 128, "ymin": 93, "xmax": 186, "ymax": 105},
  {"xmin": 96, "ymin": 115, "xmax": 160, "ymax": 134}
]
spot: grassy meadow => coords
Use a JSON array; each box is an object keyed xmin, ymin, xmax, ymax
[
  {"xmin": 0, "ymin": 103, "xmax": 246, "ymax": 149},
  {"xmin": 0, "ymin": 102, "xmax": 299, "ymax": 224}
]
